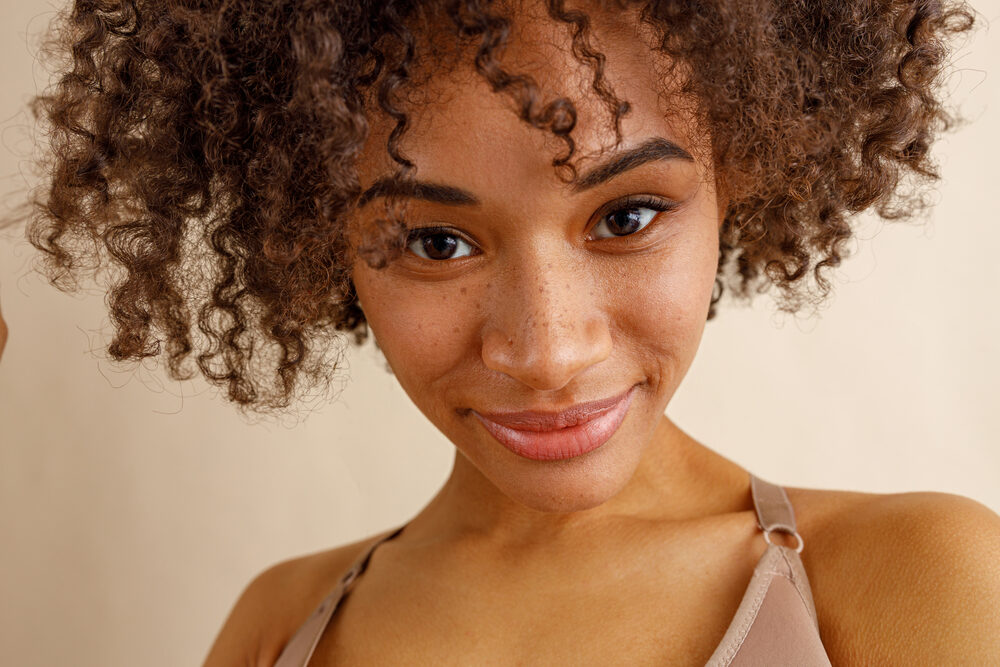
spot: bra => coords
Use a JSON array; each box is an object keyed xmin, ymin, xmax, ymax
[{"xmin": 273, "ymin": 473, "xmax": 832, "ymax": 666}]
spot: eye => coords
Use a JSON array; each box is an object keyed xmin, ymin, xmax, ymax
[
  {"xmin": 589, "ymin": 195, "xmax": 675, "ymax": 240},
  {"xmin": 406, "ymin": 227, "xmax": 477, "ymax": 261}
]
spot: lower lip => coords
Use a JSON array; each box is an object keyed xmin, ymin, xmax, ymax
[{"xmin": 473, "ymin": 387, "xmax": 637, "ymax": 462}]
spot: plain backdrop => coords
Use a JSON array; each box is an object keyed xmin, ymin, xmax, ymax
[{"xmin": 1, "ymin": 2, "xmax": 998, "ymax": 666}]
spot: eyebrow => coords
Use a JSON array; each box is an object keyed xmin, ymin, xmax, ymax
[
  {"xmin": 357, "ymin": 136, "xmax": 694, "ymax": 207},
  {"xmin": 572, "ymin": 137, "xmax": 694, "ymax": 191},
  {"xmin": 358, "ymin": 179, "xmax": 478, "ymax": 207}
]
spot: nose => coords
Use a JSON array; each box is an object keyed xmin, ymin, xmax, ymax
[{"xmin": 480, "ymin": 249, "xmax": 613, "ymax": 392}]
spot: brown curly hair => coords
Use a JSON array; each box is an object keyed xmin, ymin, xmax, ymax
[{"xmin": 18, "ymin": 0, "xmax": 973, "ymax": 410}]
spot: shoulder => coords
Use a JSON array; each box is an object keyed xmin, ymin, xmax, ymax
[
  {"xmin": 201, "ymin": 529, "xmax": 392, "ymax": 667},
  {"xmin": 788, "ymin": 486, "xmax": 1000, "ymax": 665}
]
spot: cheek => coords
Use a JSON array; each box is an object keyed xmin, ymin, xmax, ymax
[
  {"xmin": 352, "ymin": 200, "xmax": 720, "ymax": 397},
  {"xmin": 352, "ymin": 267, "xmax": 479, "ymax": 388},
  {"xmin": 611, "ymin": 218, "xmax": 719, "ymax": 373}
]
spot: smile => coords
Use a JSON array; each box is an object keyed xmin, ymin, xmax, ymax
[{"xmin": 471, "ymin": 385, "xmax": 638, "ymax": 461}]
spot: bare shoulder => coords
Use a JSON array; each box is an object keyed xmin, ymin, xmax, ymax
[
  {"xmin": 786, "ymin": 486, "xmax": 1000, "ymax": 665},
  {"xmin": 201, "ymin": 529, "xmax": 393, "ymax": 667}
]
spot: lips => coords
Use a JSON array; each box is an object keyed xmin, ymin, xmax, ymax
[{"xmin": 471, "ymin": 385, "xmax": 637, "ymax": 461}]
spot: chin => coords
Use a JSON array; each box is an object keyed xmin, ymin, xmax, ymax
[{"xmin": 491, "ymin": 444, "xmax": 643, "ymax": 514}]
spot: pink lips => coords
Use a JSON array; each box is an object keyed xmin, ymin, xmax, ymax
[{"xmin": 472, "ymin": 385, "xmax": 637, "ymax": 461}]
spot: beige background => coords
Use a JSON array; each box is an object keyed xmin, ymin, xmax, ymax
[{"xmin": 1, "ymin": 3, "xmax": 998, "ymax": 666}]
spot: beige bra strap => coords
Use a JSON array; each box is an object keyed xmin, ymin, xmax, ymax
[
  {"xmin": 273, "ymin": 525, "xmax": 406, "ymax": 667},
  {"xmin": 339, "ymin": 525, "xmax": 406, "ymax": 594},
  {"xmin": 749, "ymin": 474, "xmax": 804, "ymax": 553}
]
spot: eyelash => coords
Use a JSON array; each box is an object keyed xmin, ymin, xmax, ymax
[
  {"xmin": 406, "ymin": 226, "xmax": 479, "ymax": 261},
  {"xmin": 588, "ymin": 195, "xmax": 676, "ymax": 241},
  {"xmin": 405, "ymin": 194, "xmax": 677, "ymax": 261}
]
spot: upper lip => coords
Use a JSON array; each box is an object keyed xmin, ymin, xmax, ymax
[{"xmin": 473, "ymin": 385, "xmax": 636, "ymax": 432}]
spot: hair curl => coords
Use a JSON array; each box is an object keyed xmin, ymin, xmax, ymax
[{"xmin": 19, "ymin": 0, "xmax": 973, "ymax": 410}]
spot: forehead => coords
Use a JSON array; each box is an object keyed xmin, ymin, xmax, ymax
[{"xmin": 356, "ymin": 1, "xmax": 708, "ymax": 188}]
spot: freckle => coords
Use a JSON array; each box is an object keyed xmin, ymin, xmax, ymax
[
  {"xmin": 453, "ymin": 326, "xmax": 459, "ymax": 334},
  {"xmin": 460, "ymin": 287, "xmax": 467, "ymax": 294}
]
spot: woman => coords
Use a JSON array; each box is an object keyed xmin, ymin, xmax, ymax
[{"xmin": 22, "ymin": 0, "xmax": 998, "ymax": 664}]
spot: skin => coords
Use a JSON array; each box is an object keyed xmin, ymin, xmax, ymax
[
  {"xmin": 204, "ymin": 2, "xmax": 1000, "ymax": 665},
  {"xmin": 351, "ymin": 32, "xmax": 723, "ymax": 530}
]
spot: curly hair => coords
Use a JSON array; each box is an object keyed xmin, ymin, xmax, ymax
[{"xmin": 19, "ymin": 0, "xmax": 973, "ymax": 410}]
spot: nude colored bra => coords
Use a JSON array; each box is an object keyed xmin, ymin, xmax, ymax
[{"xmin": 274, "ymin": 474, "xmax": 832, "ymax": 666}]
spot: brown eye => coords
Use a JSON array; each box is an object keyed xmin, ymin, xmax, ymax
[
  {"xmin": 591, "ymin": 206, "xmax": 659, "ymax": 239},
  {"xmin": 609, "ymin": 209, "xmax": 646, "ymax": 235},
  {"xmin": 406, "ymin": 228, "xmax": 476, "ymax": 260},
  {"xmin": 589, "ymin": 194, "xmax": 676, "ymax": 241}
]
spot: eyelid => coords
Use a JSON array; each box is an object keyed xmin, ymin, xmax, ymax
[
  {"xmin": 402, "ymin": 193, "xmax": 677, "ymax": 261},
  {"xmin": 406, "ymin": 225, "xmax": 479, "ymax": 246},
  {"xmin": 405, "ymin": 225, "xmax": 481, "ymax": 260},
  {"xmin": 587, "ymin": 194, "xmax": 678, "ymax": 239},
  {"xmin": 591, "ymin": 194, "xmax": 677, "ymax": 222}
]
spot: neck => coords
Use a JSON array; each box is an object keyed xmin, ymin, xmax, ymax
[{"xmin": 409, "ymin": 414, "xmax": 749, "ymax": 549}]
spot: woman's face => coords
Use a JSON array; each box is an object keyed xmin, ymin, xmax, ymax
[{"xmin": 351, "ymin": 4, "xmax": 723, "ymax": 514}]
